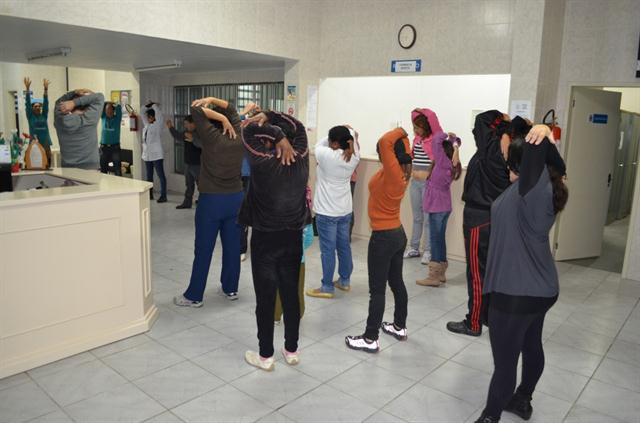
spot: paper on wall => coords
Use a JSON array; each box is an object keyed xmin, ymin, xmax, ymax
[
  {"xmin": 510, "ymin": 100, "xmax": 532, "ymax": 120},
  {"xmin": 306, "ymin": 85, "xmax": 318, "ymax": 130}
]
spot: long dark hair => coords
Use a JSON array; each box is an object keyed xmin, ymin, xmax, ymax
[
  {"xmin": 412, "ymin": 113, "xmax": 432, "ymax": 137},
  {"xmin": 549, "ymin": 166, "xmax": 568, "ymax": 214},
  {"xmin": 443, "ymin": 140, "xmax": 462, "ymax": 181},
  {"xmin": 508, "ymin": 137, "xmax": 568, "ymax": 214}
]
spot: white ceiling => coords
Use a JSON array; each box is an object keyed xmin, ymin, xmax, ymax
[{"xmin": 0, "ymin": 15, "xmax": 288, "ymax": 74}]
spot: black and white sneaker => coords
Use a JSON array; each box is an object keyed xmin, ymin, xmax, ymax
[
  {"xmin": 218, "ymin": 288, "xmax": 239, "ymax": 301},
  {"xmin": 381, "ymin": 322, "xmax": 408, "ymax": 341},
  {"xmin": 345, "ymin": 335, "xmax": 380, "ymax": 353}
]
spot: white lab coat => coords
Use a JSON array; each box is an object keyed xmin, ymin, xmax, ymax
[{"xmin": 141, "ymin": 104, "xmax": 164, "ymax": 161}]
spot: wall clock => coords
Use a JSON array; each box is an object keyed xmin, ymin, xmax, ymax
[{"xmin": 398, "ymin": 24, "xmax": 417, "ymax": 49}]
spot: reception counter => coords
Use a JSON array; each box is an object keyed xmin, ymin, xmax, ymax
[{"xmin": 0, "ymin": 169, "xmax": 157, "ymax": 378}]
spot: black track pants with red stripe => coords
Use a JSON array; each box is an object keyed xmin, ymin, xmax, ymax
[{"xmin": 463, "ymin": 207, "xmax": 491, "ymax": 333}]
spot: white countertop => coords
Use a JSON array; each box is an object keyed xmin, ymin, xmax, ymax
[{"xmin": 0, "ymin": 168, "xmax": 152, "ymax": 207}]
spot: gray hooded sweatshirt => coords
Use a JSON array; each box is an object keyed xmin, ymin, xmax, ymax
[{"xmin": 54, "ymin": 91, "xmax": 104, "ymax": 169}]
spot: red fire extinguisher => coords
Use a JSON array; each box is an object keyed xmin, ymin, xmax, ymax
[
  {"xmin": 543, "ymin": 109, "xmax": 561, "ymax": 143},
  {"xmin": 126, "ymin": 104, "xmax": 138, "ymax": 132}
]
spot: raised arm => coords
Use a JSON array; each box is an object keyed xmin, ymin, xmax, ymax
[
  {"xmin": 379, "ymin": 128, "xmax": 410, "ymax": 197},
  {"xmin": 25, "ymin": 90, "xmax": 33, "ymax": 119},
  {"xmin": 151, "ymin": 104, "xmax": 163, "ymax": 124},
  {"xmin": 264, "ymin": 111, "xmax": 308, "ymax": 155},
  {"xmin": 241, "ymin": 121, "xmax": 286, "ymax": 168},
  {"xmin": 314, "ymin": 136, "xmax": 332, "ymax": 163},
  {"xmin": 519, "ymin": 138, "xmax": 565, "ymax": 197},
  {"xmin": 115, "ymin": 104, "xmax": 122, "ymax": 120},
  {"xmin": 140, "ymin": 106, "xmax": 150, "ymax": 126},
  {"xmin": 42, "ymin": 79, "xmax": 50, "ymax": 115},
  {"xmin": 74, "ymin": 93, "xmax": 104, "ymax": 127}
]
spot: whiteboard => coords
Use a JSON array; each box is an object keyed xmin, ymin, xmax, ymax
[{"xmin": 316, "ymin": 74, "xmax": 511, "ymax": 165}]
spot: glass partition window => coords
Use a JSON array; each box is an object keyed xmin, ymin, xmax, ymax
[{"xmin": 173, "ymin": 82, "xmax": 284, "ymax": 174}]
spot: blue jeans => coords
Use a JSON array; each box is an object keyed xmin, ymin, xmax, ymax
[
  {"xmin": 184, "ymin": 191, "xmax": 244, "ymax": 301},
  {"xmin": 315, "ymin": 213, "xmax": 353, "ymax": 292},
  {"xmin": 145, "ymin": 159, "xmax": 167, "ymax": 198},
  {"xmin": 429, "ymin": 211, "xmax": 451, "ymax": 262},
  {"xmin": 409, "ymin": 178, "xmax": 430, "ymax": 252}
]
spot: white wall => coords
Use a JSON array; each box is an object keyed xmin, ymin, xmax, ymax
[
  {"xmin": 170, "ymin": 68, "xmax": 284, "ymax": 86},
  {"xmin": 317, "ymin": 74, "xmax": 511, "ymax": 163},
  {"xmin": 603, "ymin": 87, "xmax": 640, "ymax": 115}
]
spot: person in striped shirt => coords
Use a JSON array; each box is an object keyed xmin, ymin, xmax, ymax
[{"xmin": 404, "ymin": 108, "xmax": 435, "ymax": 264}]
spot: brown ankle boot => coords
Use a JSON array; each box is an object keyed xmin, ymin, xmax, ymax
[
  {"xmin": 416, "ymin": 262, "xmax": 444, "ymax": 287},
  {"xmin": 440, "ymin": 261, "xmax": 448, "ymax": 283}
]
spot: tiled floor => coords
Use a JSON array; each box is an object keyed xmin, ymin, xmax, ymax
[
  {"xmin": 567, "ymin": 217, "xmax": 630, "ymax": 274},
  {"xmin": 2, "ymin": 194, "xmax": 640, "ymax": 423}
]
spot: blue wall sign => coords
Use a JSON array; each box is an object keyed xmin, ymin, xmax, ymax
[
  {"xmin": 391, "ymin": 59, "xmax": 422, "ymax": 73},
  {"xmin": 589, "ymin": 114, "xmax": 608, "ymax": 124}
]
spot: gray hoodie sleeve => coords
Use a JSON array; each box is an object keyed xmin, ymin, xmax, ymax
[{"xmin": 74, "ymin": 93, "xmax": 105, "ymax": 127}]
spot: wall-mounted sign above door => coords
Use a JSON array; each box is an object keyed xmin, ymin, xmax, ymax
[{"xmin": 391, "ymin": 59, "xmax": 422, "ymax": 73}]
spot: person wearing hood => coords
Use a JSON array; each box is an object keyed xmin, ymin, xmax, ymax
[
  {"xmin": 405, "ymin": 108, "xmax": 436, "ymax": 264},
  {"xmin": 54, "ymin": 89, "xmax": 104, "ymax": 170},
  {"xmin": 345, "ymin": 127, "xmax": 412, "ymax": 353},
  {"xmin": 447, "ymin": 112, "xmax": 552, "ymax": 337},
  {"xmin": 416, "ymin": 110, "xmax": 462, "ymax": 286},
  {"xmin": 24, "ymin": 77, "xmax": 52, "ymax": 167}
]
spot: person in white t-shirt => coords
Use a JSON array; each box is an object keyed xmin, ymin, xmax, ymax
[{"xmin": 307, "ymin": 125, "xmax": 360, "ymax": 299}]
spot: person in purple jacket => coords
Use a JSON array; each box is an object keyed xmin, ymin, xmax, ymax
[{"xmin": 417, "ymin": 109, "xmax": 461, "ymax": 287}]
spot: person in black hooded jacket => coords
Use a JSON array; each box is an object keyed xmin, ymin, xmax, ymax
[{"xmin": 447, "ymin": 111, "xmax": 552, "ymax": 337}]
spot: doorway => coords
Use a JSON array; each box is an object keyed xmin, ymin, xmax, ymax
[{"xmin": 556, "ymin": 86, "xmax": 640, "ymax": 274}]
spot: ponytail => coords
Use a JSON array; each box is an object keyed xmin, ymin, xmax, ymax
[{"xmin": 548, "ymin": 165, "xmax": 568, "ymax": 214}]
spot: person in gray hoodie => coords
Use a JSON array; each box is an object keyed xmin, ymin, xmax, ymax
[{"xmin": 54, "ymin": 89, "xmax": 104, "ymax": 170}]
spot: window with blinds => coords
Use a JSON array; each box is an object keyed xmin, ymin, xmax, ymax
[{"xmin": 173, "ymin": 82, "xmax": 284, "ymax": 174}]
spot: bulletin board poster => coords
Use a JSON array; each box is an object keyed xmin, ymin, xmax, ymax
[
  {"xmin": 110, "ymin": 90, "xmax": 132, "ymax": 119},
  {"xmin": 287, "ymin": 85, "xmax": 297, "ymax": 101}
]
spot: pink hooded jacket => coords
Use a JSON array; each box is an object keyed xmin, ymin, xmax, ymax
[{"xmin": 411, "ymin": 108, "xmax": 443, "ymax": 161}]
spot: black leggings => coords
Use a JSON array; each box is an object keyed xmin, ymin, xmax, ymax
[{"xmin": 485, "ymin": 306, "xmax": 547, "ymax": 417}]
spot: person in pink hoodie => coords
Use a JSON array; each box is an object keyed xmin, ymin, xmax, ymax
[
  {"xmin": 413, "ymin": 109, "xmax": 461, "ymax": 286},
  {"xmin": 405, "ymin": 108, "xmax": 438, "ymax": 263}
]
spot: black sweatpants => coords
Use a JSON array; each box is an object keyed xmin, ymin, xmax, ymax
[
  {"xmin": 183, "ymin": 163, "xmax": 200, "ymax": 204},
  {"xmin": 251, "ymin": 228, "xmax": 302, "ymax": 358},
  {"xmin": 100, "ymin": 144, "xmax": 122, "ymax": 176},
  {"xmin": 364, "ymin": 226, "xmax": 408, "ymax": 340},
  {"xmin": 485, "ymin": 306, "xmax": 547, "ymax": 418},
  {"xmin": 463, "ymin": 206, "xmax": 491, "ymax": 332}
]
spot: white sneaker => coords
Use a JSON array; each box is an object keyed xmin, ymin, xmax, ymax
[
  {"xmin": 218, "ymin": 288, "xmax": 239, "ymax": 301},
  {"xmin": 421, "ymin": 251, "xmax": 431, "ymax": 265},
  {"xmin": 345, "ymin": 335, "xmax": 380, "ymax": 353},
  {"xmin": 173, "ymin": 295, "xmax": 203, "ymax": 308},
  {"xmin": 245, "ymin": 350, "xmax": 275, "ymax": 371},
  {"xmin": 403, "ymin": 248, "xmax": 421, "ymax": 259},
  {"xmin": 241, "ymin": 253, "xmax": 247, "ymax": 262},
  {"xmin": 381, "ymin": 322, "xmax": 408, "ymax": 341},
  {"xmin": 282, "ymin": 348, "xmax": 300, "ymax": 365}
]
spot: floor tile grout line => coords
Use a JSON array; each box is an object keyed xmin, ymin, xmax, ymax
[
  {"xmin": 560, "ymin": 286, "xmax": 640, "ymax": 423},
  {"xmin": 22, "ymin": 370, "xmax": 79, "ymax": 423}
]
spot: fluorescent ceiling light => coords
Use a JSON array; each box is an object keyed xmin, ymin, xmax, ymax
[
  {"xmin": 135, "ymin": 60, "xmax": 182, "ymax": 72},
  {"xmin": 27, "ymin": 47, "xmax": 71, "ymax": 62}
]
